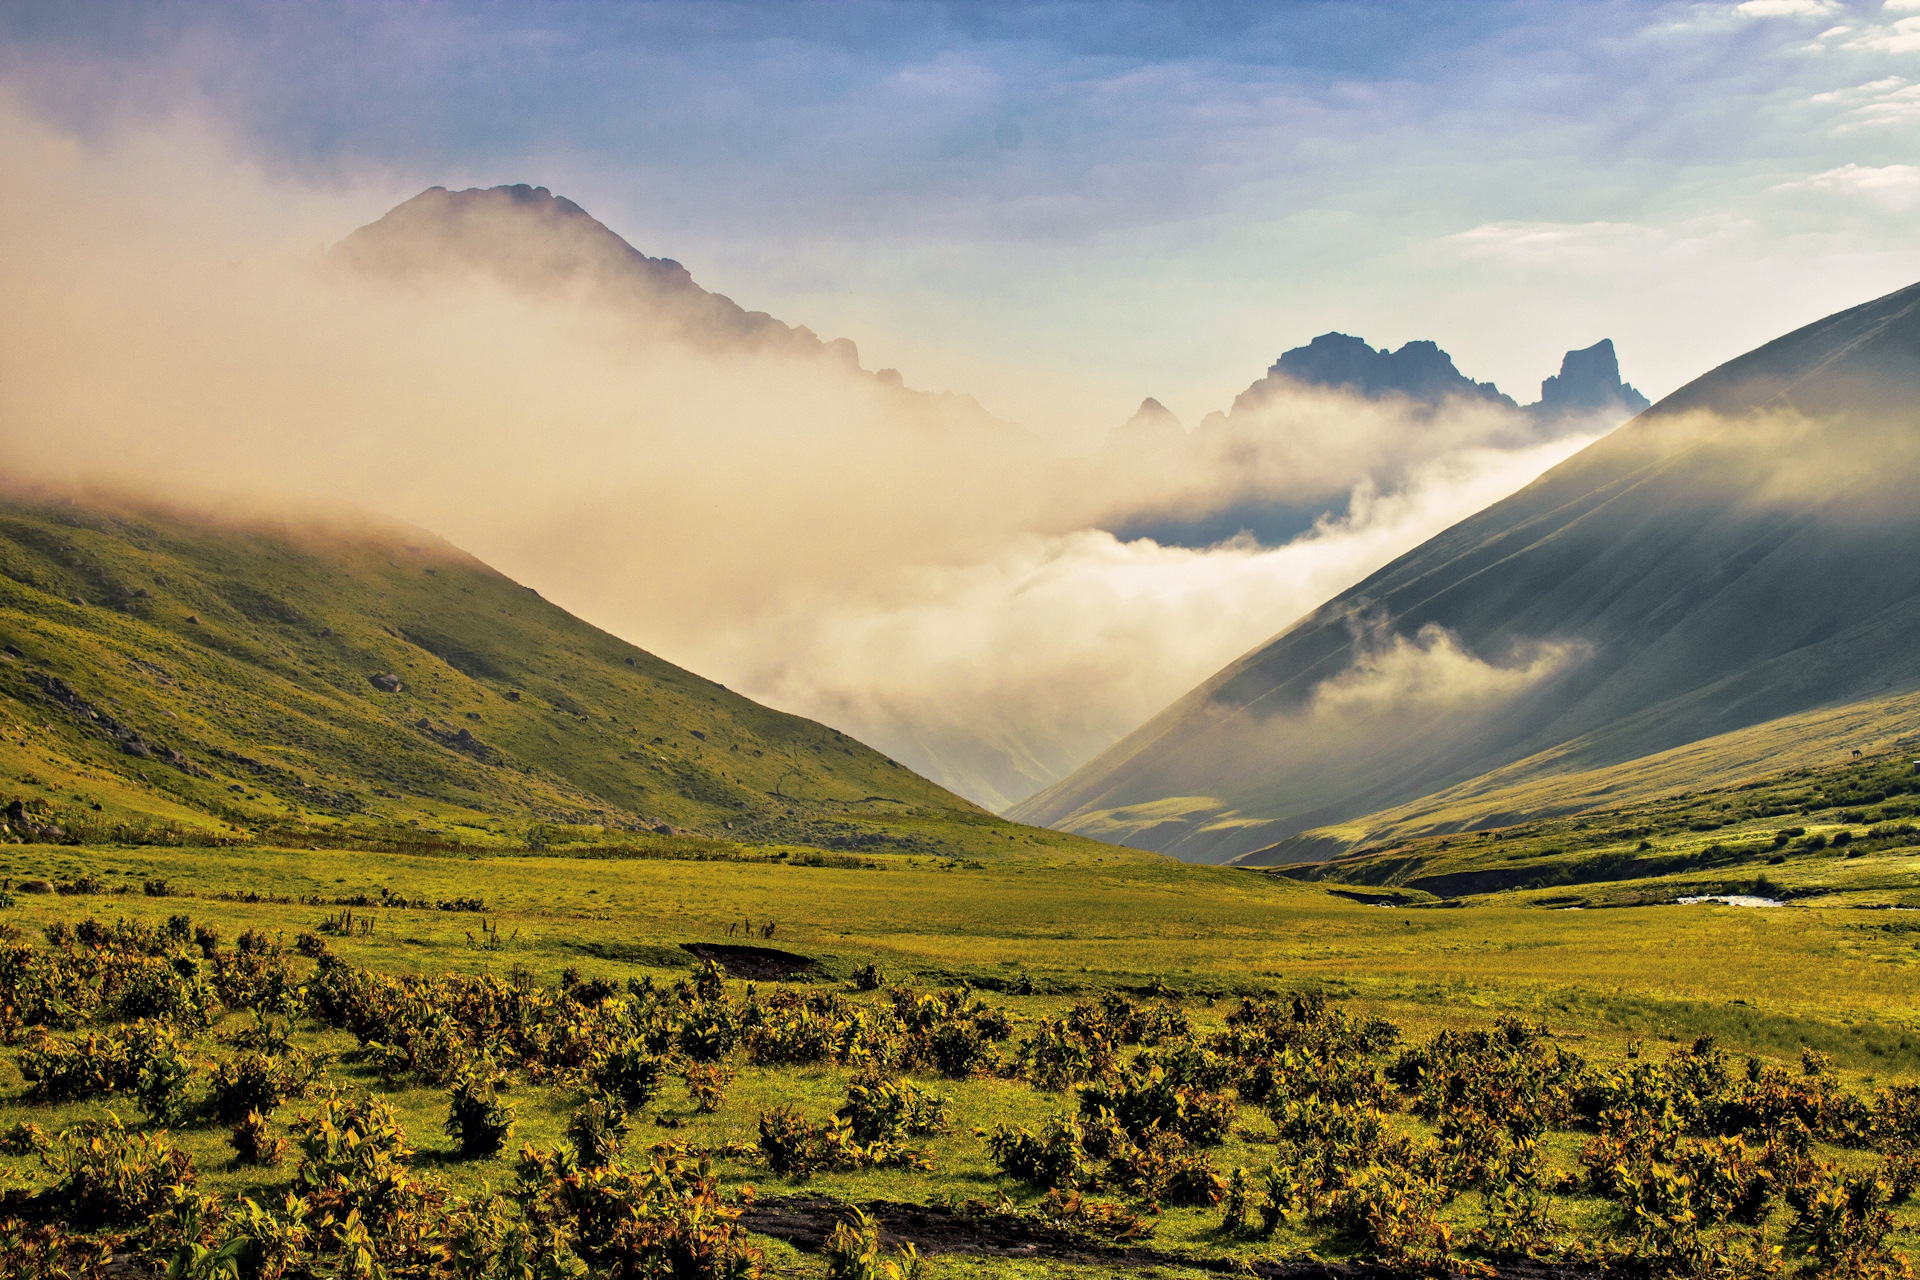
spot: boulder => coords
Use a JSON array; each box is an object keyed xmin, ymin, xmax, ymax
[{"xmin": 369, "ymin": 673, "xmax": 404, "ymax": 692}]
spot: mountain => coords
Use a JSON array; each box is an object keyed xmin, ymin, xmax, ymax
[
  {"xmin": 1532, "ymin": 339, "xmax": 1649, "ymax": 419},
  {"xmin": 1222, "ymin": 331, "xmax": 1645, "ymax": 422},
  {"xmin": 1239, "ymin": 332, "xmax": 1517, "ymax": 410},
  {"xmin": 1107, "ymin": 397, "xmax": 1185, "ymax": 451},
  {"xmin": 1099, "ymin": 333, "xmax": 1641, "ymax": 550},
  {"xmin": 1012, "ymin": 278, "xmax": 1920, "ymax": 862},
  {"xmin": 0, "ymin": 489, "xmax": 1119, "ymax": 860},
  {"xmin": 337, "ymin": 184, "xmax": 1006, "ymax": 431}
]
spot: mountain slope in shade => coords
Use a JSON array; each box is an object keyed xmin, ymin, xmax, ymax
[
  {"xmin": 1011, "ymin": 278, "xmax": 1920, "ymax": 862},
  {"xmin": 0, "ymin": 490, "xmax": 1123, "ymax": 860}
]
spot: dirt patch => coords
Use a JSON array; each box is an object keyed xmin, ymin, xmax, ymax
[
  {"xmin": 680, "ymin": 942, "xmax": 816, "ymax": 981},
  {"xmin": 740, "ymin": 1196, "xmax": 1599, "ymax": 1278}
]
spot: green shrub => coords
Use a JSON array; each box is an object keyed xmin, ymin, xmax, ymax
[
  {"xmin": 1028, "ymin": 1187, "xmax": 1154, "ymax": 1241},
  {"xmin": 210, "ymin": 1049, "xmax": 314, "ymax": 1123},
  {"xmin": 135, "ymin": 1026, "xmax": 199, "ymax": 1125},
  {"xmin": 514, "ymin": 1144, "xmax": 762, "ymax": 1279},
  {"xmin": 927, "ymin": 1023, "xmax": 996, "ymax": 1078},
  {"xmin": 986, "ymin": 1114, "xmax": 1084, "ymax": 1189},
  {"xmin": 567, "ymin": 1093, "xmax": 629, "ymax": 1168},
  {"xmin": 822, "ymin": 1207, "xmax": 921, "ymax": 1280},
  {"xmin": 20, "ymin": 1029, "xmax": 133, "ymax": 1101},
  {"xmin": 230, "ymin": 1109, "xmax": 286, "ymax": 1167},
  {"xmin": 593, "ymin": 1039, "xmax": 666, "ymax": 1108},
  {"xmin": 758, "ymin": 1105, "xmax": 838, "ymax": 1177},
  {"xmin": 42, "ymin": 1114, "xmax": 196, "ymax": 1225},
  {"xmin": 685, "ymin": 1060, "xmax": 735, "ymax": 1113},
  {"xmin": 838, "ymin": 1074, "xmax": 950, "ymax": 1145},
  {"xmin": 1103, "ymin": 1127, "xmax": 1223, "ymax": 1207},
  {"xmin": 288, "ymin": 1090, "xmax": 422, "ymax": 1234},
  {"xmin": 1078, "ymin": 1065, "xmax": 1235, "ymax": 1146},
  {"xmin": 446, "ymin": 1060, "xmax": 517, "ymax": 1159}
]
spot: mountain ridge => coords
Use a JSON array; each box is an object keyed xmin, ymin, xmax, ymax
[
  {"xmin": 337, "ymin": 183, "xmax": 1010, "ymax": 433},
  {"xmin": 1015, "ymin": 277, "xmax": 1920, "ymax": 861}
]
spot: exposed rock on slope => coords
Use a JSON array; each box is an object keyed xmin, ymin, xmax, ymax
[{"xmin": 1014, "ymin": 279, "xmax": 1920, "ymax": 862}]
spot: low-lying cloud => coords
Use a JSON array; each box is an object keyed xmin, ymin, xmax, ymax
[
  {"xmin": 0, "ymin": 97, "xmax": 1607, "ymax": 810},
  {"xmin": 1309, "ymin": 622, "xmax": 1586, "ymax": 718}
]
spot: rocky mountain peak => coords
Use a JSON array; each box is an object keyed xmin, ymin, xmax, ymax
[
  {"xmin": 1261, "ymin": 333, "xmax": 1516, "ymax": 409},
  {"xmin": 1106, "ymin": 397, "xmax": 1185, "ymax": 450},
  {"xmin": 1536, "ymin": 339, "xmax": 1650, "ymax": 416}
]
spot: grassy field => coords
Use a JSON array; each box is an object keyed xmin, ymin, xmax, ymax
[{"xmin": 0, "ymin": 830, "xmax": 1917, "ymax": 1276}]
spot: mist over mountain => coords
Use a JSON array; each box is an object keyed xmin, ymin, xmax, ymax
[
  {"xmin": 1014, "ymin": 279, "xmax": 1920, "ymax": 861},
  {"xmin": 324, "ymin": 185, "xmax": 1634, "ymax": 815},
  {"xmin": 1099, "ymin": 331, "xmax": 1643, "ymax": 550},
  {"xmin": 0, "ymin": 130, "xmax": 1625, "ymax": 826},
  {"xmin": 338, "ymin": 184, "xmax": 1009, "ymax": 435}
]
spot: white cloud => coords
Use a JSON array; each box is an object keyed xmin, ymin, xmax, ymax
[
  {"xmin": 1309, "ymin": 622, "xmax": 1584, "ymax": 717},
  {"xmin": 1846, "ymin": 14, "xmax": 1920, "ymax": 49},
  {"xmin": 1771, "ymin": 162, "xmax": 1920, "ymax": 207},
  {"xmin": 1736, "ymin": 0, "xmax": 1844, "ymax": 16},
  {"xmin": 727, "ymin": 433, "xmax": 1596, "ymax": 808},
  {"xmin": 1443, "ymin": 218, "xmax": 1745, "ymax": 269}
]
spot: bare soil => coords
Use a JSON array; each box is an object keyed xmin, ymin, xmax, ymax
[{"xmin": 681, "ymin": 942, "xmax": 817, "ymax": 980}]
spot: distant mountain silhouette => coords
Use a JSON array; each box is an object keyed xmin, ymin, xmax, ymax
[
  {"xmin": 1100, "ymin": 333, "xmax": 1646, "ymax": 550},
  {"xmin": 1251, "ymin": 333, "xmax": 1517, "ymax": 409},
  {"xmin": 337, "ymin": 184, "xmax": 1006, "ymax": 429},
  {"xmin": 1015, "ymin": 279, "xmax": 1920, "ymax": 861},
  {"xmin": 1108, "ymin": 397, "xmax": 1185, "ymax": 450},
  {"xmin": 1532, "ymin": 339, "xmax": 1649, "ymax": 418}
]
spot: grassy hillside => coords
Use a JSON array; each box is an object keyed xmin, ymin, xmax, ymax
[
  {"xmin": 1015, "ymin": 277, "xmax": 1920, "ymax": 862},
  {"xmin": 1242, "ymin": 684, "xmax": 1920, "ymax": 863},
  {"xmin": 0, "ymin": 489, "xmax": 1122, "ymax": 861},
  {"xmin": 1267, "ymin": 742, "xmax": 1920, "ymax": 905}
]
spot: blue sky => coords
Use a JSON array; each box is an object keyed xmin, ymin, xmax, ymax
[{"xmin": 8, "ymin": 0, "xmax": 1920, "ymax": 436}]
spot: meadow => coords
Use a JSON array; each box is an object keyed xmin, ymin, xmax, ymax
[{"xmin": 0, "ymin": 833, "xmax": 1917, "ymax": 1277}]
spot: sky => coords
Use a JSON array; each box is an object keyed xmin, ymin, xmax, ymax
[
  {"xmin": 8, "ymin": 0, "xmax": 1920, "ymax": 440},
  {"xmin": 4, "ymin": 0, "xmax": 1918, "ymax": 814}
]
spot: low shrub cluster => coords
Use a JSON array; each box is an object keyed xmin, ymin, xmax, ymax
[{"xmin": 2, "ymin": 908, "xmax": 1919, "ymax": 1278}]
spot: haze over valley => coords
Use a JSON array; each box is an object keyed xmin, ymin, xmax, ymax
[{"xmin": 0, "ymin": 143, "xmax": 1638, "ymax": 814}]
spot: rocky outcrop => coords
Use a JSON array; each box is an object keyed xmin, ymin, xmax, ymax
[
  {"xmin": 1250, "ymin": 332, "xmax": 1517, "ymax": 409},
  {"xmin": 1532, "ymin": 339, "xmax": 1650, "ymax": 420}
]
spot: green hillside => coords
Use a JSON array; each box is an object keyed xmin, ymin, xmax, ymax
[
  {"xmin": 1243, "ymin": 684, "xmax": 1920, "ymax": 863},
  {"xmin": 1269, "ymin": 741, "xmax": 1920, "ymax": 905},
  {"xmin": 0, "ymin": 489, "xmax": 1121, "ymax": 860}
]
